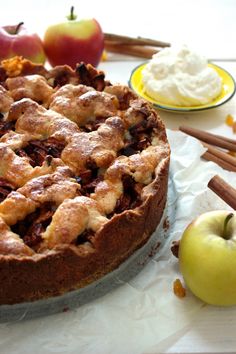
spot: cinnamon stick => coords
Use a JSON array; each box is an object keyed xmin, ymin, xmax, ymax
[
  {"xmin": 202, "ymin": 142, "xmax": 236, "ymax": 168},
  {"xmin": 213, "ymin": 134, "xmax": 236, "ymax": 145},
  {"xmin": 104, "ymin": 42, "xmax": 158, "ymax": 59},
  {"xmin": 179, "ymin": 126, "xmax": 236, "ymax": 152},
  {"xmin": 208, "ymin": 175, "xmax": 236, "ymax": 210},
  {"xmin": 202, "ymin": 151, "xmax": 236, "ymax": 172},
  {"xmin": 104, "ymin": 33, "xmax": 170, "ymax": 48}
]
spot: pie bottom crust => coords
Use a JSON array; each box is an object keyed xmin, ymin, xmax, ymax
[{"xmin": 0, "ymin": 157, "xmax": 169, "ymax": 305}]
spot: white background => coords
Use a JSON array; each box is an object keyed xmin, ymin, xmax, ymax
[
  {"xmin": 1, "ymin": 1, "xmax": 236, "ymax": 353},
  {"xmin": 1, "ymin": 0, "xmax": 235, "ymax": 134},
  {"xmin": 0, "ymin": 0, "xmax": 235, "ymax": 60}
]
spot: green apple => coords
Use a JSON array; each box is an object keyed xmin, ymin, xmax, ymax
[
  {"xmin": 179, "ymin": 210, "xmax": 236, "ymax": 306},
  {"xmin": 43, "ymin": 7, "xmax": 104, "ymax": 68}
]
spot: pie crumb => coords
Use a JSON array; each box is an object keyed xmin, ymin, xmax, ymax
[
  {"xmin": 1, "ymin": 56, "xmax": 26, "ymax": 77},
  {"xmin": 173, "ymin": 278, "xmax": 186, "ymax": 298}
]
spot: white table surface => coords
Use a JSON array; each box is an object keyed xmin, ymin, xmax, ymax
[{"xmin": 1, "ymin": 1, "xmax": 236, "ymax": 353}]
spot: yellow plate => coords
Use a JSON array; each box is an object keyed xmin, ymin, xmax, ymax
[{"xmin": 128, "ymin": 62, "xmax": 236, "ymax": 113}]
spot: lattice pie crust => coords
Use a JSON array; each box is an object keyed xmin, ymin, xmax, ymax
[{"xmin": 0, "ymin": 57, "xmax": 170, "ymax": 304}]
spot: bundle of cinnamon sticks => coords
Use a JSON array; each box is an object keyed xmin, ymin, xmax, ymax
[
  {"xmin": 179, "ymin": 126, "xmax": 236, "ymax": 211},
  {"xmin": 179, "ymin": 126, "xmax": 236, "ymax": 172},
  {"xmin": 104, "ymin": 33, "xmax": 170, "ymax": 59}
]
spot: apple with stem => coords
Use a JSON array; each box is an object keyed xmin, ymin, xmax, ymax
[
  {"xmin": 179, "ymin": 210, "xmax": 236, "ymax": 306},
  {"xmin": 0, "ymin": 22, "xmax": 45, "ymax": 63},
  {"xmin": 43, "ymin": 6, "xmax": 104, "ymax": 68}
]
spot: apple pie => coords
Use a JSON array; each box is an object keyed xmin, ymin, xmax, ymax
[{"xmin": 0, "ymin": 57, "xmax": 170, "ymax": 304}]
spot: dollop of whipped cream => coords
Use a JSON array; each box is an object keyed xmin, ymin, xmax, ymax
[{"xmin": 142, "ymin": 45, "xmax": 222, "ymax": 106}]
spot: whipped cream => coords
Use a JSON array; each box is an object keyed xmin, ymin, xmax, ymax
[{"xmin": 142, "ymin": 45, "xmax": 222, "ymax": 106}]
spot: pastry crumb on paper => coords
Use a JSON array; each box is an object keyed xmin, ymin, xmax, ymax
[{"xmin": 173, "ymin": 278, "xmax": 186, "ymax": 299}]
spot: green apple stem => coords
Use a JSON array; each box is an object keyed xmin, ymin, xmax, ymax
[
  {"xmin": 67, "ymin": 6, "xmax": 77, "ymax": 21},
  {"xmin": 223, "ymin": 213, "xmax": 234, "ymax": 239},
  {"xmin": 15, "ymin": 22, "xmax": 24, "ymax": 34}
]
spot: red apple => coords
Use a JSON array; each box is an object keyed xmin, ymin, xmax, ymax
[
  {"xmin": 0, "ymin": 22, "xmax": 46, "ymax": 64},
  {"xmin": 43, "ymin": 7, "xmax": 104, "ymax": 68}
]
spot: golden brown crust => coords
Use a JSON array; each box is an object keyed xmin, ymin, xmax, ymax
[
  {"xmin": 9, "ymin": 98, "xmax": 80, "ymax": 141},
  {"xmin": 6, "ymin": 75, "xmax": 54, "ymax": 107},
  {"xmin": 0, "ymin": 85, "xmax": 13, "ymax": 113},
  {"xmin": 0, "ymin": 218, "xmax": 34, "ymax": 256},
  {"xmin": 0, "ymin": 57, "xmax": 170, "ymax": 305},
  {"xmin": 41, "ymin": 196, "xmax": 108, "ymax": 249},
  {"xmin": 61, "ymin": 116, "xmax": 125, "ymax": 173},
  {"xmin": 49, "ymin": 85, "xmax": 118, "ymax": 125}
]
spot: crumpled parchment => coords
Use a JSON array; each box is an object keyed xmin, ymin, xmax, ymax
[{"xmin": 0, "ymin": 130, "xmax": 235, "ymax": 354}]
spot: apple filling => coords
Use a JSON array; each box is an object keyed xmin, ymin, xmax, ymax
[
  {"xmin": 75, "ymin": 229, "xmax": 95, "ymax": 246},
  {"xmin": 47, "ymin": 62, "xmax": 107, "ymax": 91},
  {"xmin": 15, "ymin": 137, "xmax": 66, "ymax": 167},
  {"xmin": 114, "ymin": 174, "xmax": 142, "ymax": 214},
  {"xmin": 74, "ymin": 160, "xmax": 104, "ymax": 196},
  {"xmin": 0, "ymin": 114, "xmax": 15, "ymax": 138},
  {"xmin": 75, "ymin": 62, "xmax": 107, "ymax": 91},
  {"xmin": 78, "ymin": 174, "xmax": 103, "ymax": 196},
  {"xmin": 11, "ymin": 203, "xmax": 57, "ymax": 249},
  {"xmin": 48, "ymin": 66, "xmax": 79, "ymax": 88},
  {"xmin": 0, "ymin": 177, "xmax": 15, "ymax": 202},
  {"xmin": 121, "ymin": 116, "xmax": 158, "ymax": 157},
  {"xmin": 82, "ymin": 117, "xmax": 107, "ymax": 132}
]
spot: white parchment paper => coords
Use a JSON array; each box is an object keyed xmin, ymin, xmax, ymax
[{"xmin": 0, "ymin": 130, "xmax": 235, "ymax": 354}]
